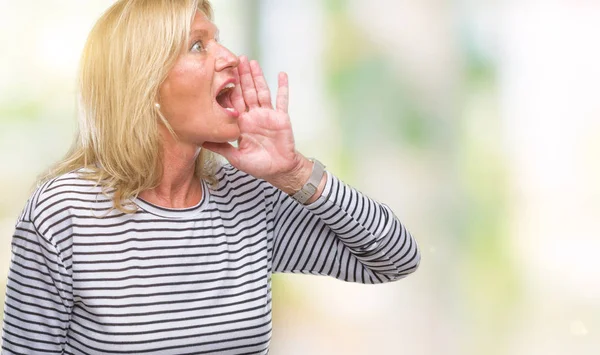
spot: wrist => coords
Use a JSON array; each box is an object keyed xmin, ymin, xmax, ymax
[
  {"xmin": 267, "ymin": 153, "xmax": 312, "ymax": 195},
  {"xmin": 290, "ymin": 158, "xmax": 326, "ymax": 204},
  {"xmin": 303, "ymin": 170, "xmax": 327, "ymax": 204}
]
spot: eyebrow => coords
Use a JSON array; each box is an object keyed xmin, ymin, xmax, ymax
[{"xmin": 190, "ymin": 28, "xmax": 219, "ymax": 39}]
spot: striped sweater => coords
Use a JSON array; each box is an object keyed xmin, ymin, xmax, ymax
[{"xmin": 1, "ymin": 164, "xmax": 420, "ymax": 354}]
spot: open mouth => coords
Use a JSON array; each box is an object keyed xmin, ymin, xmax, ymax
[{"xmin": 216, "ymin": 83, "xmax": 235, "ymax": 112}]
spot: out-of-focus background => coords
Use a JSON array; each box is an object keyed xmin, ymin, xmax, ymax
[{"xmin": 1, "ymin": 1, "xmax": 599, "ymax": 354}]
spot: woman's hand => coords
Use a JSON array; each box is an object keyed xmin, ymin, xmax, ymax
[{"xmin": 202, "ymin": 56, "xmax": 312, "ymax": 194}]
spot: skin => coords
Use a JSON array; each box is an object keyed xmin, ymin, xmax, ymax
[{"xmin": 140, "ymin": 11, "xmax": 325, "ymax": 208}]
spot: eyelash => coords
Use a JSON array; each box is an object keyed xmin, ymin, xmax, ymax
[
  {"xmin": 191, "ymin": 40, "xmax": 206, "ymax": 52},
  {"xmin": 190, "ymin": 37, "xmax": 220, "ymax": 53}
]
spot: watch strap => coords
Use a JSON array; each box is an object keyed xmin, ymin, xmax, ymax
[{"xmin": 291, "ymin": 159, "xmax": 326, "ymax": 204}]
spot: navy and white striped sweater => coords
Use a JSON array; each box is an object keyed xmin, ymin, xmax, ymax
[{"xmin": 1, "ymin": 164, "xmax": 420, "ymax": 354}]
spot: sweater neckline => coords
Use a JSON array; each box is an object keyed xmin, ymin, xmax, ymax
[{"xmin": 133, "ymin": 179, "xmax": 209, "ymax": 219}]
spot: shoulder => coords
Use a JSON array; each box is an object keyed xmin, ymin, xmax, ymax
[
  {"xmin": 212, "ymin": 164, "xmax": 261, "ymax": 191},
  {"xmin": 22, "ymin": 169, "xmax": 110, "ymax": 226},
  {"xmin": 209, "ymin": 163, "xmax": 278, "ymax": 201}
]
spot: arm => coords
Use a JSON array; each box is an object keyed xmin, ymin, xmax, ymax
[
  {"xmin": 201, "ymin": 57, "xmax": 419, "ymax": 282},
  {"xmin": 1, "ymin": 203, "xmax": 73, "ymax": 354},
  {"xmin": 269, "ymin": 170, "xmax": 420, "ymax": 283}
]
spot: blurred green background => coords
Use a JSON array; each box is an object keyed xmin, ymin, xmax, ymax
[{"xmin": 1, "ymin": 1, "xmax": 599, "ymax": 354}]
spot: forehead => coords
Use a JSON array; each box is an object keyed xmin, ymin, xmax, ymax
[{"xmin": 191, "ymin": 11, "xmax": 217, "ymax": 34}]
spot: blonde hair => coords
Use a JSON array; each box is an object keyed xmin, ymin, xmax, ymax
[{"xmin": 40, "ymin": 0, "xmax": 217, "ymax": 213}]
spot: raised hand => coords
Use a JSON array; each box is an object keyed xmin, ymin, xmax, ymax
[{"xmin": 203, "ymin": 56, "xmax": 307, "ymax": 189}]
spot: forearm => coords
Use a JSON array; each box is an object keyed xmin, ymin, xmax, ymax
[
  {"xmin": 305, "ymin": 173, "xmax": 420, "ymax": 278},
  {"xmin": 272, "ymin": 171, "xmax": 420, "ymax": 282}
]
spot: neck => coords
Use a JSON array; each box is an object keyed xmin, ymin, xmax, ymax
[{"xmin": 139, "ymin": 128, "xmax": 203, "ymax": 208}]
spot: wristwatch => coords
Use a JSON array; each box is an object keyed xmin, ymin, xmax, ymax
[{"xmin": 291, "ymin": 158, "xmax": 326, "ymax": 204}]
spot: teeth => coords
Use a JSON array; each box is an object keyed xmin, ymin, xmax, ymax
[
  {"xmin": 225, "ymin": 108, "xmax": 235, "ymax": 112},
  {"xmin": 217, "ymin": 83, "xmax": 235, "ymax": 97}
]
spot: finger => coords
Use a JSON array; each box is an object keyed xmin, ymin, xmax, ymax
[
  {"xmin": 276, "ymin": 72, "xmax": 289, "ymax": 113},
  {"xmin": 201, "ymin": 142, "xmax": 240, "ymax": 166},
  {"xmin": 230, "ymin": 66, "xmax": 246, "ymax": 113},
  {"xmin": 238, "ymin": 56, "xmax": 259, "ymax": 109},
  {"xmin": 249, "ymin": 60, "xmax": 273, "ymax": 109}
]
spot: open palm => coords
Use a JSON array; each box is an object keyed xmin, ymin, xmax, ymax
[{"xmin": 203, "ymin": 57, "xmax": 301, "ymax": 181}]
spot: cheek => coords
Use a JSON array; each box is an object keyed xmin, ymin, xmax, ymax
[
  {"xmin": 167, "ymin": 60, "xmax": 211, "ymax": 95},
  {"xmin": 159, "ymin": 70, "xmax": 213, "ymax": 121},
  {"xmin": 161, "ymin": 56, "xmax": 208, "ymax": 95}
]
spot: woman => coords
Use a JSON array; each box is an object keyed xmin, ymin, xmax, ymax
[{"xmin": 1, "ymin": 0, "xmax": 420, "ymax": 354}]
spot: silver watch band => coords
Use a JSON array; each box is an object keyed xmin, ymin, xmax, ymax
[{"xmin": 291, "ymin": 159, "xmax": 326, "ymax": 204}]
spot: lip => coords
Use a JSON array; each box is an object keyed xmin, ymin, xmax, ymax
[{"xmin": 215, "ymin": 77, "xmax": 239, "ymax": 117}]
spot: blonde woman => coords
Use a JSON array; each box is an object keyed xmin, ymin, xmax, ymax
[{"xmin": 0, "ymin": 0, "xmax": 420, "ymax": 354}]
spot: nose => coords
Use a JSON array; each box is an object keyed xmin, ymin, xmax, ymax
[{"xmin": 214, "ymin": 42, "xmax": 239, "ymax": 71}]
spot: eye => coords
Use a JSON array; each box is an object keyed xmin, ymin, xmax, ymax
[{"xmin": 191, "ymin": 40, "xmax": 205, "ymax": 53}]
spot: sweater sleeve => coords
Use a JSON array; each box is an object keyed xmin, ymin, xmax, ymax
[
  {"xmin": 1, "ymin": 199, "xmax": 73, "ymax": 354},
  {"xmin": 270, "ymin": 171, "xmax": 420, "ymax": 283}
]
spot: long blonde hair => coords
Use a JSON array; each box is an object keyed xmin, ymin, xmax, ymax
[{"xmin": 40, "ymin": 0, "xmax": 217, "ymax": 213}]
